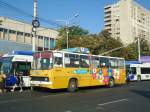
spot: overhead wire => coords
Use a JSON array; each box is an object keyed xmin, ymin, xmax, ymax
[{"xmin": 0, "ymin": 0, "xmax": 64, "ymax": 28}]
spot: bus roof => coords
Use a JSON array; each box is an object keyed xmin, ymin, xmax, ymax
[
  {"xmin": 125, "ymin": 61, "xmax": 141, "ymax": 65},
  {"xmin": 33, "ymin": 48, "xmax": 125, "ymax": 60},
  {"xmin": 54, "ymin": 50, "xmax": 124, "ymax": 60},
  {"xmin": 130, "ymin": 63, "xmax": 150, "ymax": 68}
]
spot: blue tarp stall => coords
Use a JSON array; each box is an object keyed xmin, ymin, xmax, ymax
[
  {"xmin": 12, "ymin": 50, "xmax": 33, "ymax": 56},
  {"xmin": 140, "ymin": 56, "xmax": 150, "ymax": 63}
]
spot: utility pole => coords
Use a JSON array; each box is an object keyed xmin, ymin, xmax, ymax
[
  {"xmin": 138, "ymin": 36, "xmax": 141, "ymax": 62},
  {"xmin": 56, "ymin": 13, "xmax": 79, "ymax": 49},
  {"xmin": 32, "ymin": 0, "xmax": 40, "ymax": 52}
]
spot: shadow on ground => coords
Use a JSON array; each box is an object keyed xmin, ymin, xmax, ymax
[{"xmin": 131, "ymin": 89, "xmax": 150, "ymax": 99}]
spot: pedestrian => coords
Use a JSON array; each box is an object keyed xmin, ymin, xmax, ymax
[
  {"xmin": 0, "ymin": 74, "xmax": 6, "ymax": 93},
  {"xmin": 11, "ymin": 72, "xmax": 23, "ymax": 92}
]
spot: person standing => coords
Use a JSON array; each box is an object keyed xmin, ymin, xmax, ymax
[
  {"xmin": 10, "ymin": 72, "xmax": 23, "ymax": 92},
  {"xmin": 0, "ymin": 74, "xmax": 6, "ymax": 93}
]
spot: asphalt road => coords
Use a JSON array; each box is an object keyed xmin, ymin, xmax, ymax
[{"xmin": 0, "ymin": 81, "xmax": 150, "ymax": 112}]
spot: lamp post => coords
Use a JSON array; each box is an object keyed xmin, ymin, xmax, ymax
[
  {"xmin": 56, "ymin": 13, "xmax": 79, "ymax": 49},
  {"xmin": 32, "ymin": 0, "xmax": 40, "ymax": 52},
  {"xmin": 137, "ymin": 36, "xmax": 141, "ymax": 62}
]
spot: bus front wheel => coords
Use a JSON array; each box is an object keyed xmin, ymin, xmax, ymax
[{"xmin": 67, "ymin": 79, "xmax": 78, "ymax": 92}]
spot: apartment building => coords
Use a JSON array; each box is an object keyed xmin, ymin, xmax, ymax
[
  {"xmin": 0, "ymin": 16, "xmax": 58, "ymax": 54},
  {"xmin": 104, "ymin": 0, "xmax": 150, "ymax": 45}
]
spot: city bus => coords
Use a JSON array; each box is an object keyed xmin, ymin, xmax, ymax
[
  {"xmin": 126, "ymin": 62, "xmax": 150, "ymax": 81},
  {"xmin": 30, "ymin": 48, "xmax": 126, "ymax": 92},
  {"xmin": 0, "ymin": 51, "xmax": 33, "ymax": 88}
]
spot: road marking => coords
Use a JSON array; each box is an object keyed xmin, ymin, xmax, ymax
[
  {"xmin": 98, "ymin": 98, "xmax": 128, "ymax": 106},
  {"xmin": 65, "ymin": 110, "xmax": 72, "ymax": 112}
]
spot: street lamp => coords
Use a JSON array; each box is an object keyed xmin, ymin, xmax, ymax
[
  {"xmin": 137, "ymin": 36, "xmax": 141, "ymax": 62},
  {"xmin": 56, "ymin": 13, "xmax": 79, "ymax": 49}
]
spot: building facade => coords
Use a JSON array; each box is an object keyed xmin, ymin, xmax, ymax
[
  {"xmin": 0, "ymin": 16, "xmax": 58, "ymax": 54},
  {"xmin": 104, "ymin": 0, "xmax": 150, "ymax": 45}
]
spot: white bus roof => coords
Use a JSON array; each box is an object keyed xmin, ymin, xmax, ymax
[
  {"xmin": 2, "ymin": 54, "xmax": 33, "ymax": 62},
  {"xmin": 130, "ymin": 63, "xmax": 150, "ymax": 68}
]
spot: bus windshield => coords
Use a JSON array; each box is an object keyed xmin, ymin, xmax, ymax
[
  {"xmin": 32, "ymin": 51, "xmax": 53, "ymax": 70},
  {"xmin": 0, "ymin": 57, "xmax": 13, "ymax": 74}
]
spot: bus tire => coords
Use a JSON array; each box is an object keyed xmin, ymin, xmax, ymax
[
  {"xmin": 67, "ymin": 79, "xmax": 78, "ymax": 92},
  {"xmin": 137, "ymin": 75, "xmax": 141, "ymax": 82},
  {"xmin": 108, "ymin": 78, "xmax": 115, "ymax": 88}
]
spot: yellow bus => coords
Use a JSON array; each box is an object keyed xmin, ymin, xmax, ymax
[{"xmin": 30, "ymin": 48, "xmax": 126, "ymax": 92}]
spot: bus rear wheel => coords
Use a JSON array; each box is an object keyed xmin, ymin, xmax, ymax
[
  {"xmin": 108, "ymin": 78, "xmax": 115, "ymax": 88},
  {"xmin": 67, "ymin": 79, "xmax": 78, "ymax": 92}
]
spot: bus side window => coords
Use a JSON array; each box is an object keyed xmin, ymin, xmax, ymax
[
  {"xmin": 100, "ymin": 57, "xmax": 109, "ymax": 68},
  {"xmin": 80, "ymin": 55, "xmax": 90, "ymax": 68},
  {"xmin": 131, "ymin": 67, "xmax": 136, "ymax": 74},
  {"xmin": 64, "ymin": 53, "xmax": 79, "ymax": 68},
  {"xmin": 91, "ymin": 56, "xmax": 100, "ymax": 68}
]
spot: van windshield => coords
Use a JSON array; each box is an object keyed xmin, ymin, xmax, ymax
[{"xmin": 0, "ymin": 57, "xmax": 13, "ymax": 74}]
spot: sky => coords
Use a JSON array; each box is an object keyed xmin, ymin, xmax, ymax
[{"xmin": 0, "ymin": 0, "xmax": 150, "ymax": 34}]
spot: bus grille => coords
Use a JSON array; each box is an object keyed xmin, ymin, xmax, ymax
[{"xmin": 31, "ymin": 76, "xmax": 49, "ymax": 82}]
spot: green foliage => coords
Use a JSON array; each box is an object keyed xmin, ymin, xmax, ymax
[
  {"xmin": 56, "ymin": 26, "xmax": 150, "ymax": 60},
  {"xmin": 56, "ymin": 26, "xmax": 89, "ymax": 49}
]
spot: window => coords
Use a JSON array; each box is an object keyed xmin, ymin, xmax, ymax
[
  {"xmin": 0, "ymin": 28, "xmax": 3, "ymax": 39},
  {"xmin": 64, "ymin": 53, "xmax": 79, "ymax": 68},
  {"xmin": 131, "ymin": 67, "xmax": 136, "ymax": 74},
  {"xmin": 54, "ymin": 52, "xmax": 63, "ymax": 67},
  {"xmin": 50, "ymin": 38, "xmax": 55, "ymax": 49},
  {"xmin": 141, "ymin": 68, "xmax": 150, "ymax": 74},
  {"xmin": 100, "ymin": 57, "xmax": 109, "ymax": 67},
  {"xmin": 17, "ymin": 31, "xmax": 24, "ymax": 43},
  {"xmin": 13, "ymin": 62, "xmax": 31, "ymax": 76},
  {"xmin": 9, "ymin": 30, "xmax": 16, "ymax": 41},
  {"xmin": 32, "ymin": 52, "xmax": 53, "ymax": 70},
  {"xmin": 25, "ymin": 33, "xmax": 31, "ymax": 44},
  {"xmin": 109, "ymin": 59, "xmax": 116, "ymax": 68},
  {"xmin": 40, "ymin": 58, "xmax": 51, "ymax": 69},
  {"xmin": 91, "ymin": 56, "xmax": 100, "ymax": 68},
  {"xmin": 44, "ymin": 37, "xmax": 49, "ymax": 48},
  {"xmin": 118, "ymin": 59, "xmax": 124, "ymax": 68},
  {"xmin": 4, "ymin": 29, "xmax": 8, "ymax": 40},
  {"xmin": 80, "ymin": 55, "xmax": 90, "ymax": 68}
]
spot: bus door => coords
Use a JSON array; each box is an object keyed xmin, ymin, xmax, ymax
[
  {"xmin": 53, "ymin": 52, "xmax": 65, "ymax": 88},
  {"xmin": 128, "ymin": 67, "xmax": 137, "ymax": 81},
  {"xmin": 77, "ymin": 55, "xmax": 91, "ymax": 87},
  {"xmin": 90, "ymin": 56, "xmax": 101, "ymax": 86},
  {"xmin": 13, "ymin": 61, "xmax": 31, "ymax": 87}
]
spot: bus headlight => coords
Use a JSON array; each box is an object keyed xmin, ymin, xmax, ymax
[{"xmin": 45, "ymin": 77, "xmax": 49, "ymax": 81}]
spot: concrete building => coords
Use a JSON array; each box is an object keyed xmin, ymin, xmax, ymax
[
  {"xmin": 0, "ymin": 16, "xmax": 58, "ymax": 54},
  {"xmin": 104, "ymin": 0, "xmax": 150, "ymax": 45}
]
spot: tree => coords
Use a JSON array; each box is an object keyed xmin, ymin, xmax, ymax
[
  {"xmin": 56, "ymin": 26, "xmax": 89, "ymax": 49},
  {"xmin": 56, "ymin": 27, "xmax": 150, "ymax": 61}
]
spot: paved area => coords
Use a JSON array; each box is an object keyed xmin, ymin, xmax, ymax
[{"xmin": 0, "ymin": 81, "xmax": 150, "ymax": 112}]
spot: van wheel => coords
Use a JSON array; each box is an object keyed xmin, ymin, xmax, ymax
[
  {"xmin": 137, "ymin": 76, "xmax": 141, "ymax": 81},
  {"xmin": 67, "ymin": 79, "xmax": 78, "ymax": 92},
  {"xmin": 108, "ymin": 78, "xmax": 115, "ymax": 88}
]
